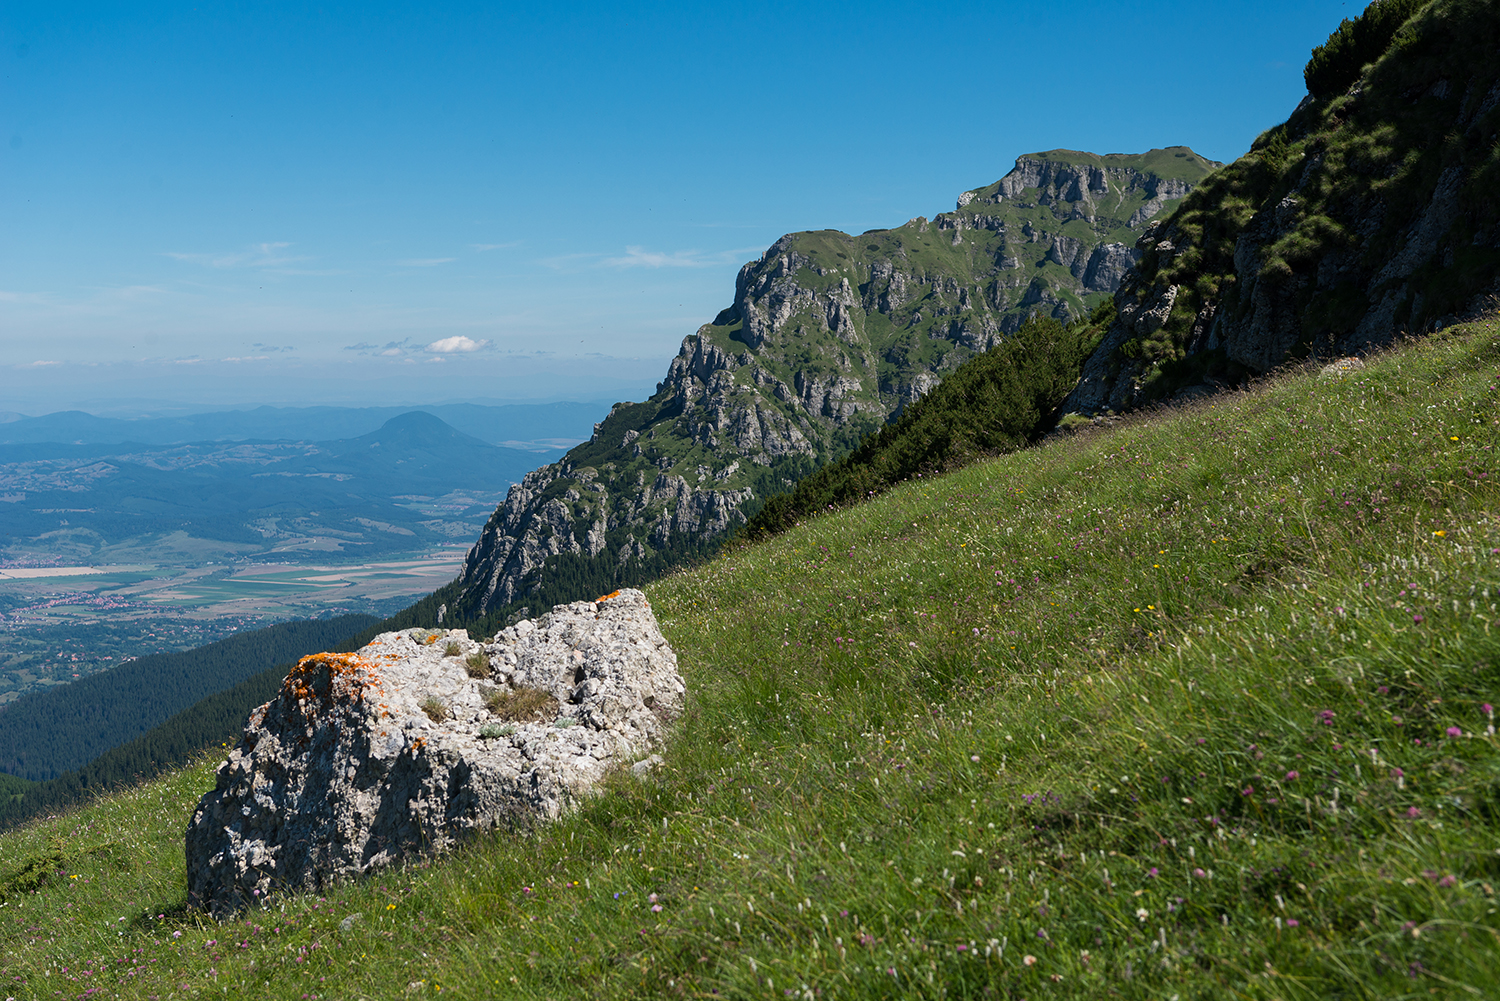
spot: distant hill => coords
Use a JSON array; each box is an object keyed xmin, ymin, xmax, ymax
[
  {"xmin": 0, "ymin": 412, "xmax": 559, "ymax": 557},
  {"xmin": 0, "ymin": 401, "xmax": 601, "ymax": 448}
]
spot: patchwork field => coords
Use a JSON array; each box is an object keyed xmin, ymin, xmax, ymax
[{"xmin": 0, "ymin": 547, "xmax": 468, "ymax": 703}]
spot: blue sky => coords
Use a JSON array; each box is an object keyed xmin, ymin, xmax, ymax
[{"xmin": 2, "ymin": 0, "xmax": 1358, "ymax": 415}]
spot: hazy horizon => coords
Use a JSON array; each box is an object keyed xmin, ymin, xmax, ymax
[{"xmin": 4, "ymin": 0, "xmax": 1357, "ymax": 414}]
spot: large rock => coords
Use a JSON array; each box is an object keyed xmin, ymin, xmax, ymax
[{"xmin": 185, "ymin": 589, "xmax": 682, "ymax": 917}]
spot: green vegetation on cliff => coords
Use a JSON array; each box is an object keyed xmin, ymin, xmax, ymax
[
  {"xmin": 745, "ymin": 306, "xmax": 1110, "ymax": 540},
  {"xmin": 1074, "ymin": 0, "xmax": 1500, "ymax": 410},
  {"xmin": 1, "ymin": 313, "xmax": 1495, "ymax": 998},
  {"xmin": 451, "ymin": 148, "xmax": 1217, "ymax": 626}
]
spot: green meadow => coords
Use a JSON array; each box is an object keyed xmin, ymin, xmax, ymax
[{"xmin": 1, "ymin": 319, "xmax": 1497, "ymax": 998}]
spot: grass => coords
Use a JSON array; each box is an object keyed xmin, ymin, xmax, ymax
[
  {"xmin": 482, "ymin": 687, "xmax": 558, "ymax": 723},
  {"xmin": 0, "ymin": 319, "xmax": 1497, "ymax": 998}
]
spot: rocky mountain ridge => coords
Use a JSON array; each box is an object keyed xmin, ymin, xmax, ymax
[
  {"xmin": 1065, "ymin": 0, "xmax": 1500, "ymax": 412},
  {"xmin": 450, "ymin": 148, "xmax": 1219, "ymax": 621}
]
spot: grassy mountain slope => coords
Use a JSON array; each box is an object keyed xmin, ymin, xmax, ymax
[
  {"xmin": 1067, "ymin": 0, "xmax": 1500, "ymax": 412},
  {"xmin": 0, "ymin": 316, "xmax": 1495, "ymax": 998}
]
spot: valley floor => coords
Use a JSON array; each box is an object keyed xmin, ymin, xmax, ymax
[{"xmin": 0, "ymin": 320, "xmax": 1497, "ymax": 998}]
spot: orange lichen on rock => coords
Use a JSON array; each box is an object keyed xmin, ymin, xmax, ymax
[
  {"xmin": 281, "ymin": 651, "xmax": 380, "ymax": 716},
  {"xmin": 596, "ymin": 590, "xmax": 621, "ymax": 602}
]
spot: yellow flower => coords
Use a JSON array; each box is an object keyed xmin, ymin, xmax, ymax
[{"xmin": 1434, "ymin": 530, "xmax": 1447, "ymax": 537}]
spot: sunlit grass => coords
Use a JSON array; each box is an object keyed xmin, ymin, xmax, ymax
[{"xmin": 1, "ymin": 322, "xmax": 1498, "ymax": 998}]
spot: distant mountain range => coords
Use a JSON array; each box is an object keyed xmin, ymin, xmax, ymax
[
  {"xmin": 0, "ymin": 411, "xmax": 565, "ymax": 561},
  {"xmin": 0, "ymin": 401, "xmax": 603, "ymax": 449}
]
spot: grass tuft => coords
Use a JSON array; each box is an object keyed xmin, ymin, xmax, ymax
[{"xmin": 483, "ymin": 687, "xmax": 558, "ymax": 723}]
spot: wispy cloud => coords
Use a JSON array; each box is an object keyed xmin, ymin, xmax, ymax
[
  {"xmin": 471, "ymin": 242, "xmax": 520, "ymax": 252},
  {"xmin": 396, "ymin": 258, "xmax": 456, "ymax": 267},
  {"xmin": 603, "ymin": 246, "xmax": 712, "ymax": 269},
  {"xmin": 163, "ymin": 242, "xmax": 309, "ymax": 270},
  {"xmin": 252, "ymin": 342, "xmax": 296, "ymax": 353},
  {"xmin": 426, "ymin": 336, "xmax": 488, "ymax": 354},
  {"xmin": 223, "ymin": 356, "xmax": 271, "ymax": 363},
  {"xmin": 600, "ymin": 245, "xmax": 766, "ymax": 269},
  {"xmin": 20, "ymin": 359, "xmax": 60, "ymax": 368}
]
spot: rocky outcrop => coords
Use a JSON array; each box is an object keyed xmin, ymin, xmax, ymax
[
  {"xmin": 453, "ymin": 149, "xmax": 1218, "ymax": 619},
  {"xmin": 185, "ymin": 589, "xmax": 681, "ymax": 917},
  {"xmin": 1065, "ymin": 0, "xmax": 1500, "ymax": 413}
]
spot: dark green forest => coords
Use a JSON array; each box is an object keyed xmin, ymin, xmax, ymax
[{"xmin": 0, "ymin": 615, "xmax": 375, "ymax": 782}]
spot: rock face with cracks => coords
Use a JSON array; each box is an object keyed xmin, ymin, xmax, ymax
[{"xmin": 184, "ymin": 589, "xmax": 681, "ymax": 917}]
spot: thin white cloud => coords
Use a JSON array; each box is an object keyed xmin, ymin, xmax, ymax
[
  {"xmin": 603, "ymin": 246, "xmax": 711, "ymax": 269},
  {"xmin": 471, "ymin": 242, "xmax": 520, "ymax": 252},
  {"xmin": 163, "ymin": 242, "xmax": 309, "ymax": 270},
  {"xmin": 20, "ymin": 359, "xmax": 60, "ymax": 368},
  {"xmin": 426, "ymin": 336, "xmax": 488, "ymax": 354},
  {"xmin": 380, "ymin": 347, "xmax": 404, "ymax": 356},
  {"xmin": 396, "ymin": 258, "xmax": 456, "ymax": 267},
  {"xmin": 223, "ymin": 356, "xmax": 271, "ymax": 363}
]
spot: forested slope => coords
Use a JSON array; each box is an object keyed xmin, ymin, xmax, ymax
[{"xmin": 0, "ymin": 615, "xmax": 375, "ymax": 781}]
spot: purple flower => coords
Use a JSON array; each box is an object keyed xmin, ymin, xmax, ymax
[
  {"xmin": 1147, "ymin": 867, "xmax": 1159, "ymax": 878},
  {"xmin": 1193, "ymin": 868, "xmax": 1207, "ymax": 879},
  {"xmin": 651, "ymin": 904, "xmax": 663, "ymax": 913},
  {"xmin": 1378, "ymin": 686, "xmax": 1390, "ymax": 695},
  {"xmin": 1285, "ymin": 770, "xmax": 1299, "ymax": 781},
  {"xmin": 1438, "ymin": 875, "xmax": 1457, "ymax": 888},
  {"xmin": 1286, "ymin": 918, "xmax": 1300, "ymax": 927},
  {"xmin": 1446, "ymin": 726, "xmax": 1463, "ymax": 738},
  {"xmin": 1484, "ymin": 704, "xmax": 1495, "ymax": 716},
  {"xmin": 1407, "ymin": 806, "xmax": 1422, "ymax": 818},
  {"xmin": 1242, "ymin": 786, "xmax": 1254, "ymax": 796},
  {"xmin": 1413, "ymin": 614, "xmax": 1424, "ymax": 624}
]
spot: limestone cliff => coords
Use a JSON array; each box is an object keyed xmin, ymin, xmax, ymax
[
  {"xmin": 1066, "ymin": 0, "xmax": 1500, "ymax": 413},
  {"xmin": 453, "ymin": 149, "xmax": 1218, "ymax": 620}
]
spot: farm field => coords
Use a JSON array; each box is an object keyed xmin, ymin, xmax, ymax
[{"xmin": 0, "ymin": 546, "xmax": 468, "ymax": 703}]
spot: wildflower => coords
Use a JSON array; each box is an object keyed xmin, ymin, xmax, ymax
[
  {"xmin": 1193, "ymin": 868, "xmax": 1207, "ymax": 879},
  {"xmin": 1022, "ymin": 954, "xmax": 1037, "ymax": 966},
  {"xmin": 1446, "ymin": 726, "xmax": 1463, "ymax": 738},
  {"xmin": 1438, "ymin": 875, "xmax": 1457, "ymax": 888},
  {"xmin": 651, "ymin": 904, "xmax": 663, "ymax": 913},
  {"xmin": 1242, "ymin": 786, "xmax": 1254, "ymax": 796},
  {"xmin": 648, "ymin": 893, "xmax": 658, "ymax": 904},
  {"xmin": 970, "ymin": 755, "xmax": 980, "ymax": 763},
  {"xmin": 1286, "ymin": 919, "xmax": 1300, "ymax": 927},
  {"xmin": 1285, "ymin": 770, "xmax": 1299, "ymax": 781},
  {"xmin": 1407, "ymin": 806, "xmax": 1422, "ymax": 818},
  {"xmin": 1484, "ymin": 704, "xmax": 1494, "ymax": 716},
  {"xmin": 1146, "ymin": 868, "xmax": 1159, "ymax": 878},
  {"xmin": 1433, "ymin": 530, "xmax": 1446, "ymax": 537},
  {"xmin": 1136, "ymin": 907, "xmax": 1149, "ymax": 922}
]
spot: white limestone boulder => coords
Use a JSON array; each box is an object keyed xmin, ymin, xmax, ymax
[{"xmin": 185, "ymin": 588, "xmax": 681, "ymax": 917}]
